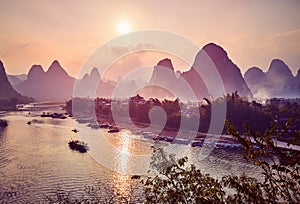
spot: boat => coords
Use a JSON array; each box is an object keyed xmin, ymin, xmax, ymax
[
  {"xmin": 41, "ymin": 112, "xmax": 67, "ymax": 119},
  {"xmin": 108, "ymin": 127, "xmax": 120, "ymax": 133},
  {"xmin": 153, "ymin": 135, "xmax": 165, "ymax": 141},
  {"xmin": 51, "ymin": 113, "xmax": 67, "ymax": 119},
  {"xmin": 71, "ymin": 129, "xmax": 79, "ymax": 133},
  {"xmin": 76, "ymin": 118, "xmax": 95, "ymax": 124},
  {"xmin": 191, "ymin": 139, "xmax": 204, "ymax": 147},
  {"xmin": 41, "ymin": 112, "xmax": 52, "ymax": 117},
  {"xmin": 153, "ymin": 135, "xmax": 174, "ymax": 142},
  {"xmin": 163, "ymin": 136, "xmax": 174, "ymax": 142},
  {"xmin": 68, "ymin": 140, "xmax": 88, "ymax": 153},
  {"xmin": 99, "ymin": 122, "xmax": 110, "ymax": 128},
  {"xmin": 172, "ymin": 138, "xmax": 190, "ymax": 145},
  {"xmin": 0, "ymin": 119, "xmax": 8, "ymax": 127},
  {"xmin": 87, "ymin": 123, "xmax": 100, "ymax": 129}
]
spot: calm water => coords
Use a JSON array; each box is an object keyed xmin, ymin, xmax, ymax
[{"xmin": 0, "ymin": 105, "xmax": 261, "ymax": 203}]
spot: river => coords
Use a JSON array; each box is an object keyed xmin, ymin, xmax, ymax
[{"xmin": 0, "ymin": 104, "xmax": 262, "ymax": 203}]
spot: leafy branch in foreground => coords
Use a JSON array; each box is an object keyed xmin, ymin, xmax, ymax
[
  {"xmin": 140, "ymin": 147, "xmax": 225, "ymax": 204},
  {"xmin": 225, "ymin": 119, "xmax": 299, "ymax": 203},
  {"xmin": 139, "ymin": 119, "xmax": 299, "ymax": 204}
]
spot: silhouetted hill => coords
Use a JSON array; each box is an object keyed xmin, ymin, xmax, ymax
[
  {"xmin": 244, "ymin": 67, "xmax": 267, "ymax": 97},
  {"xmin": 0, "ymin": 61, "xmax": 34, "ymax": 110},
  {"xmin": 147, "ymin": 43, "xmax": 252, "ymax": 100},
  {"xmin": 150, "ymin": 59, "xmax": 176, "ymax": 84},
  {"xmin": 15, "ymin": 60, "xmax": 75, "ymax": 101},
  {"xmin": 201, "ymin": 43, "xmax": 252, "ymax": 97},
  {"xmin": 74, "ymin": 67, "xmax": 101, "ymax": 98},
  {"xmin": 73, "ymin": 67, "xmax": 120, "ymax": 98},
  {"xmin": 147, "ymin": 58, "xmax": 178, "ymax": 98},
  {"xmin": 245, "ymin": 59, "xmax": 299, "ymax": 99}
]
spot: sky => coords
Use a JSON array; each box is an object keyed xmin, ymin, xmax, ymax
[{"xmin": 0, "ymin": 0, "xmax": 300, "ymax": 78}]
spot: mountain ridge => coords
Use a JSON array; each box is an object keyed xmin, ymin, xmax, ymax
[
  {"xmin": 244, "ymin": 59, "xmax": 299, "ymax": 99},
  {"xmin": 15, "ymin": 60, "xmax": 75, "ymax": 101},
  {"xmin": 4, "ymin": 43, "xmax": 299, "ymax": 101}
]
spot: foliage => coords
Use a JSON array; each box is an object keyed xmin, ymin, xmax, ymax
[
  {"xmin": 225, "ymin": 119, "xmax": 300, "ymax": 203},
  {"xmin": 141, "ymin": 147, "xmax": 225, "ymax": 204},
  {"xmin": 45, "ymin": 180, "xmax": 142, "ymax": 204},
  {"xmin": 64, "ymin": 92, "xmax": 300, "ymax": 135},
  {"xmin": 139, "ymin": 119, "xmax": 300, "ymax": 203}
]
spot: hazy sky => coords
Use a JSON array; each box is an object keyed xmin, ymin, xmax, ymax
[{"xmin": 0, "ymin": 0, "xmax": 299, "ymax": 77}]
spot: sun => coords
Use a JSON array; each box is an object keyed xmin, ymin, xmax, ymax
[{"xmin": 117, "ymin": 21, "xmax": 130, "ymax": 34}]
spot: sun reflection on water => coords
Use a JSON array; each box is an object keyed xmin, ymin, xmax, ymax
[
  {"xmin": 112, "ymin": 173, "xmax": 132, "ymax": 202},
  {"xmin": 113, "ymin": 131, "xmax": 134, "ymax": 200}
]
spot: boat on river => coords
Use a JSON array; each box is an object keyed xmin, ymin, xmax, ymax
[
  {"xmin": 191, "ymin": 139, "xmax": 204, "ymax": 147},
  {"xmin": 71, "ymin": 128, "xmax": 79, "ymax": 133},
  {"xmin": 108, "ymin": 126, "xmax": 120, "ymax": 133},
  {"xmin": 68, "ymin": 140, "xmax": 88, "ymax": 153},
  {"xmin": 99, "ymin": 122, "xmax": 111, "ymax": 128},
  {"xmin": 0, "ymin": 119, "xmax": 8, "ymax": 127},
  {"xmin": 41, "ymin": 112, "xmax": 67, "ymax": 119}
]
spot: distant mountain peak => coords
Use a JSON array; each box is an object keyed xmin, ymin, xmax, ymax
[
  {"xmin": 27, "ymin": 64, "xmax": 45, "ymax": 80},
  {"xmin": 52, "ymin": 59, "xmax": 59, "ymax": 64},
  {"xmin": 15, "ymin": 60, "xmax": 75, "ymax": 101},
  {"xmin": 244, "ymin": 67, "xmax": 264, "ymax": 76},
  {"xmin": 90, "ymin": 67, "xmax": 100, "ymax": 80},
  {"xmin": 47, "ymin": 60, "xmax": 62, "ymax": 71},
  {"xmin": 245, "ymin": 59, "xmax": 299, "ymax": 99},
  {"xmin": 156, "ymin": 58, "xmax": 174, "ymax": 70},
  {"xmin": 267, "ymin": 58, "xmax": 293, "ymax": 78},
  {"xmin": 47, "ymin": 60, "xmax": 69, "ymax": 77},
  {"xmin": 188, "ymin": 43, "xmax": 252, "ymax": 98},
  {"xmin": 202, "ymin": 42, "xmax": 228, "ymax": 60}
]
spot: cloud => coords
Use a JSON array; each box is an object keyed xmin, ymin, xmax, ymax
[
  {"xmin": 109, "ymin": 46, "xmax": 129, "ymax": 55},
  {"xmin": 0, "ymin": 41, "xmax": 50, "ymax": 74},
  {"xmin": 260, "ymin": 29, "xmax": 300, "ymax": 75},
  {"xmin": 263, "ymin": 29, "xmax": 300, "ymax": 54}
]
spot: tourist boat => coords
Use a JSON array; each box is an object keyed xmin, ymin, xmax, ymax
[
  {"xmin": 87, "ymin": 123, "xmax": 100, "ymax": 129},
  {"xmin": 172, "ymin": 138, "xmax": 190, "ymax": 145},
  {"xmin": 191, "ymin": 139, "xmax": 204, "ymax": 147},
  {"xmin": 68, "ymin": 140, "xmax": 88, "ymax": 153},
  {"xmin": 51, "ymin": 113, "xmax": 67, "ymax": 119},
  {"xmin": 41, "ymin": 112, "xmax": 67, "ymax": 119},
  {"xmin": 163, "ymin": 136, "xmax": 174, "ymax": 142},
  {"xmin": 99, "ymin": 122, "xmax": 110, "ymax": 128},
  {"xmin": 0, "ymin": 119, "xmax": 8, "ymax": 127},
  {"xmin": 41, "ymin": 112, "xmax": 52, "ymax": 117},
  {"xmin": 153, "ymin": 135, "xmax": 174, "ymax": 142},
  {"xmin": 71, "ymin": 128, "xmax": 79, "ymax": 133},
  {"xmin": 108, "ymin": 126, "xmax": 120, "ymax": 133}
]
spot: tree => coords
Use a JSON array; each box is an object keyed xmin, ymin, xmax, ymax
[
  {"xmin": 139, "ymin": 119, "xmax": 300, "ymax": 203},
  {"xmin": 141, "ymin": 147, "xmax": 225, "ymax": 204}
]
